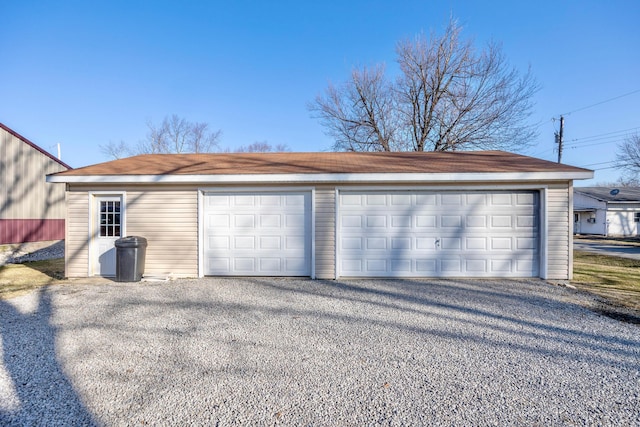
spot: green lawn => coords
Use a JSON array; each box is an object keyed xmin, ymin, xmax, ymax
[{"xmin": 573, "ymin": 251, "xmax": 640, "ymax": 311}]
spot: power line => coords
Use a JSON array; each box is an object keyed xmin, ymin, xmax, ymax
[
  {"xmin": 580, "ymin": 160, "xmax": 618, "ymax": 167},
  {"xmin": 567, "ymin": 138, "xmax": 627, "ymax": 150},
  {"xmin": 569, "ymin": 126, "xmax": 640, "ymax": 144},
  {"xmin": 560, "ymin": 89, "xmax": 640, "ymax": 116}
]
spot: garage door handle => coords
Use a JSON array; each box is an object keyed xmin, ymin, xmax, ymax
[{"xmin": 435, "ymin": 239, "xmax": 440, "ymax": 248}]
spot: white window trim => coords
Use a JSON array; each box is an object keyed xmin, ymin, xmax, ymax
[{"xmin": 197, "ymin": 187, "xmax": 316, "ymax": 279}]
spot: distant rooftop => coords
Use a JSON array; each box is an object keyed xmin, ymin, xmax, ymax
[{"xmin": 575, "ymin": 186, "xmax": 640, "ymax": 202}]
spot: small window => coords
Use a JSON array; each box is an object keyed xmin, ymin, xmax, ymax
[
  {"xmin": 100, "ymin": 201, "xmax": 122, "ymax": 237},
  {"xmin": 635, "ymin": 212, "xmax": 640, "ymax": 223}
]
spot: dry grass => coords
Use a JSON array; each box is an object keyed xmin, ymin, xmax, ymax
[
  {"xmin": 573, "ymin": 251, "xmax": 640, "ymax": 311},
  {"xmin": 0, "ymin": 258, "xmax": 65, "ymax": 299}
]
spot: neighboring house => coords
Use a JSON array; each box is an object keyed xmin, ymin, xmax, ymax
[
  {"xmin": 47, "ymin": 151, "xmax": 592, "ymax": 280},
  {"xmin": 574, "ymin": 187, "xmax": 640, "ymax": 236},
  {"xmin": 1, "ymin": 123, "xmax": 71, "ymax": 244}
]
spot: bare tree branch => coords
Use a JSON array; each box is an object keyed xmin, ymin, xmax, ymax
[
  {"xmin": 100, "ymin": 115, "xmax": 222, "ymax": 159},
  {"xmin": 616, "ymin": 133, "xmax": 640, "ymax": 180},
  {"xmin": 99, "ymin": 140, "xmax": 132, "ymax": 159},
  {"xmin": 309, "ymin": 64, "xmax": 400, "ymax": 152},
  {"xmin": 233, "ymin": 141, "xmax": 291, "ymax": 152},
  {"xmin": 310, "ymin": 18, "xmax": 539, "ymax": 152}
]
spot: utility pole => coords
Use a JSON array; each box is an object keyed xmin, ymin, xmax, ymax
[{"xmin": 555, "ymin": 115, "xmax": 564, "ymax": 163}]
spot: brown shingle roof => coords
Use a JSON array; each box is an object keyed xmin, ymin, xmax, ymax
[{"xmin": 54, "ymin": 151, "xmax": 589, "ymax": 176}]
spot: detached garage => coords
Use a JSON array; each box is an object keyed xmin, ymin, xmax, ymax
[{"xmin": 47, "ymin": 151, "xmax": 592, "ymax": 281}]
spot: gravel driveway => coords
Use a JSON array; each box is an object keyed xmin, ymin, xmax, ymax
[{"xmin": 0, "ymin": 278, "xmax": 638, "ymax": 426}]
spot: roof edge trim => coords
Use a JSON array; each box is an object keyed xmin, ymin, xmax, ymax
[{"xmin": 48, "ymin": 171, "xmax": 595, "ymax": 184}]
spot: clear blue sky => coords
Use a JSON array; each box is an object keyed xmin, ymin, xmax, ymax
[{"xmin": 2, "ymin": 1, "xmax": 639, "ymax": 185}]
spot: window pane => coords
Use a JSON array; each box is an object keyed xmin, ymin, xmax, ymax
[{"xmin": 100, "ymin": 226, "xmax": 107, "ymax": 236}]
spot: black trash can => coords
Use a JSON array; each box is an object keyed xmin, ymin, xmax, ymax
[{"xmin": 115, "ymin": 236, "xmax": 147, "ymax": 282}]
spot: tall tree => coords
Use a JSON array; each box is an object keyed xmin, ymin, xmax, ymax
[
  {"xmin": 615, "ymin": 133, "xmax": 640, "ymax": 179},
  {"xmin": 100, "ymin": 115, "xmax": 222, "ymax": 159},
  {"xmin": 310, "ymin": 19, "xmax": 538, "ymax": 152}
]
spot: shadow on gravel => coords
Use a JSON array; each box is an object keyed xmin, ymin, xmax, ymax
[
  {"xmin": 0, "ymin": 287, "xmax": 96, "ymax": 425},
  {"xmin": 248, "ymin": 278, "xmax": 640, "ymax": 369}
]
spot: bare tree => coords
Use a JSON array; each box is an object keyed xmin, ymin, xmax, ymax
[
  {"xmin": 615, "ymin": 133, "xmax": 640, "ymax": 180},
  {"xmin": 100, "ymin": 140, "xmax": 132, "ymax": 160},
  {"xmin": 232, "ymin": 141, "xmax": 291, "ymax": 152},
  {"xmin": 310, "ymin": 19, "xmax": 538, "ymax": 152},
  {"xmin": 100, "ymin": 115, "xmax": 222, "ymax": 159},
  {"xmin": 311, "ymin": 65, "xmax": 400, "ymax": 151}
]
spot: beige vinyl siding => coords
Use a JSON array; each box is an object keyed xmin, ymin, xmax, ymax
[
  {"xmin": 66, "ymin": 191, "xmax": 90, "ymax": 278},
  {"xmin": 64, "ymin": 181, "xmax": 576, "ymax": 280},
  {"xmin": 126, "ymin": 189, "xmax": 198, "ymax": 277},
  {"xmin": 314, "ymin": 186, "xmax": 336, "ymax": 279},
  {"xmin": 546, "ymin": 183, "xmax": 571, "ymax": 280},
  {"xmin": 0, "ymin": 127, "xmax": 67, "ymax": 219}
]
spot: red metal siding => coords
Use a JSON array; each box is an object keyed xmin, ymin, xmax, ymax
[{"xmin": 0, "ymin": 219, "xmax": 65, "ymax": 244}]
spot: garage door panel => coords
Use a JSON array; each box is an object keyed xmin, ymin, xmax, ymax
[
  {"xmin": 416, "ymin": 259, "xmax": 437, "ymax": 272},
  {"xmin": 366, "ymin": 237, "xmax": 385, "ymax": 249},
  {"xmin": 338, "ymin": 190, "xmax": 539, "ymax": 277},
  {"xmin": 234, "ymin": 214, "xmax": 255, "ymax": 228},
  {"xmin": 342, "ymin": 259, "xmax": 363, "ymax": 273},
  {"xmin": 491, "ymin": 237, "xmax": 512, "ymax": 250},
  {"xmin": 442, "ymin": 216, "xmax": 462, "ymax": 227},
  {"xmin": 209, "ymin": 214, "xmax": 229, "ymax": 227},
  {"xmin": 466, "ymin": 237, "xmax": 487, "ymax": 250},
  {"xmin": 204, "ymin": 192, "xmax": 311, "ymax": 276},
  {"xmin": 466, "ymin": 216, "xmax": 487, "ymax": 228},
  {"xmin": 260, "ymin": 214, "xmax": 280, "ymax": 227},
  {"xmin": 234, "ymin": 195, "xmax": 255, "ymax": 206},
  {"xmin": 366, "ymin": 216, "xmax": 386, "ymax": 227},
  {"xmin": 442, "ymin": 194, "xmax": 462, "ymax": 205},
  {"xmin": 416, "ymin": 215, "xmax": 437, "ymax": 228},
  {"xmin": 391, "ymin": 237, "xmax": 411, "ymax": 250},
  {"xmin": 260, "ymin": 236, "xmax": 281, "ymax": 249},
  {"xmin": 391, "ymin": 215, "xmax": 411, "ymax": 228},
  {"xmin": 466, "ymin": 259, "xmax": 488, "ymax": 273},
  {"xmin": 441, "ymin": 259, "xmax": 462, "ymax": 272},
  {"xmin": 235, "ymin": 236, "xmax": 255, "ymax": 249},
  {"xmin": 391, "ymin": 259, "xmax": 412, "ymax": 272},
  {"xmin": 342, "ymin": 237, "xmax": 362, "ymax": 250},
  {"xmin": 392, "ymin": 194, "xmax": 412, "ymax": 205}
]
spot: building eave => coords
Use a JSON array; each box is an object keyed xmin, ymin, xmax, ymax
[{"xmin": 47, "ymin": 170, "xmax": 595, "ymax": 184}]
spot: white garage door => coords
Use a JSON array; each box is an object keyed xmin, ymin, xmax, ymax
[
  {"xmin": 203, "ymin": 191, "xmax": 312, "ymax": 276},
  {"xmin": 338, "ymin": 191, "xmax": 539, "ymax": 277}
]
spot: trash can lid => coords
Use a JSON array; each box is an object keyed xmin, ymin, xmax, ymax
[{"xmin": 115, "ymin": 236, "xmax": 147, "ymax": 247}]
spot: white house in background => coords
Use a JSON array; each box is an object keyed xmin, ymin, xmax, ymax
[{"xmin": 573, "ymin": 187, "xmax": 640, "ymax": 236}]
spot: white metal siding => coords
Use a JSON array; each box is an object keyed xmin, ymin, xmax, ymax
[
  {"xmin": 1, "ymin": 126, "xmax": 67, "ymax": 219},
  {"xmin": 338, "ymin": 190, "xmax": 539, "ymax": 278},
  {"xmin": 203, "ymin": 191, "xmax": 312, "ymax": 276}
]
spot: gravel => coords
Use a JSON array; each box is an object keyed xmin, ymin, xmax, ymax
[
  {"xmin": 0, "ymin": 241, "xmax": 64, "ymax": 265},
  {"xmin": 0, "ymin": 277, "xmax": 638, "ymax": 426}
]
